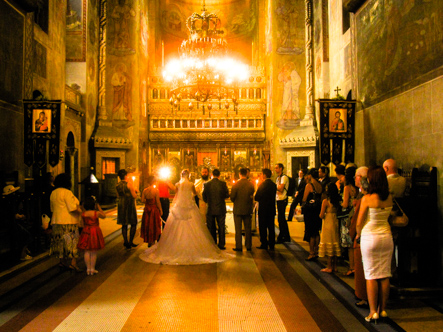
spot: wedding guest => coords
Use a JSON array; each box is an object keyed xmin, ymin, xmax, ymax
[
  {"xmin": 340, "ymin": 166, "xmax": 358, "ymax": 276},
  {"xmin": 349, "ymin": 166, "xmax": 369, "ymax": 309},
  {"xmin": 140, "ymin": 176, "xmax": 163, "ymax": 247},
  {"xmin": 116, "ymin": 169, "xmax": 138, "ymax": 249},
  {"xmin": 319, "ymin": 166, "xmax": 331, "ymax": 201},
  {"xmin": 2, "ymin": 185, "xmax": 33, "ymax": 261},
  {"xmin": 275, "ymin": 163, "xmax": 290, "ymax": 243},
  {"xmin": 287, "ymin": 169, "xmax": 306, "ymax": 222},
  {"xmin": 50, "ymin": 173, "xmax": 82, "ymax": 271},
  {"xmin": 356, "ymin": 166, "xmax": 394, "ymax": 323},
  {"xmin": 78, "ymin": 196, "xmax": 106, "ymax": 275},
  {"xmin": 302, "ymin": 168, "xmax": 323, "ymax": 261},
  {"xmin": 230, "ymin": 168, "xmax": 255, "ymax": 252},
  {"xmin": 318, "ymin": 182, "xmax": 342, "ymax": 273},
  {"xmin": 255, "ymin": 169, "xmax": 277, "ymax": 250},
  {"xmin": 203, "ymin": 169, "xmax": 229, "ymax": 250},
  {"xmin": 157, "ymin": 179, "xmax": 174, "ymax": 227},
  {"xmin": 383, "ymin": 159, "xmax": 406, "ymax": 198},
  {"xmin": 195, "ymin": 167, "xmax": 210, "ymax": 223}
]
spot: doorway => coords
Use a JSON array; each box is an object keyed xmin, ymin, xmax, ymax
[{"xmin": 291, "ymin": 156, "xmax": 309, "ymax": 177}]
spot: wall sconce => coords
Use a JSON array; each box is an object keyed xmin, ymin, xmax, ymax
[{"xmin": 59, "ymin": 150, "xmax": 65, "ymax": 160}]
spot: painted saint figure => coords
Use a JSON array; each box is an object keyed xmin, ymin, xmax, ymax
[
  {"xmin": 35, "ymin": 112, "xmax": 49, "ymax": 132},
  {"xmin": 331, "ymin": 111, "xmax": 345, "ymax": 132},
  {"xmin": 277, "ymin": 61, "xmax": 301, "ymax": 129},
  {"xmin": 112, "ymin": 63, "xmax": 132, "ymax": 121}
]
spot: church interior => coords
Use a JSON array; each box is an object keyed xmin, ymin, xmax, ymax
[{"xmin": 1, "ymin": 0, "xmax": 443, "ymax": 330}]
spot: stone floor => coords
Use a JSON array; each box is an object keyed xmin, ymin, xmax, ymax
[{"xmin": 0, "ymin": 204, "xmax": 442, "ymax": 332}]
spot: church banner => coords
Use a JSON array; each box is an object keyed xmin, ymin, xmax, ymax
[
  {"xmin": 23, "ymin": 100, "xmax": 61, "ymax": 167},
  {"xmin": 318, "ymin": 100, "xmax": 356, "ymax": 165}
]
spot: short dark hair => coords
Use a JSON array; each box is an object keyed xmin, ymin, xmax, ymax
[
  {"xmin": 212, "ymin": 169, "xmax": 220, "ymax": 177},
  {"xmin": 276, "ymin": 163, "xmax": 284, "ymax": 170},
  {"xmin": 239, "ymin": 168, "xmax": 248, "ymax": 176},
  {"xmin": 83, "ymin": 196, "xmax": 96, "ymax": 211},
  {"xmin": 54, "ymin": 173, "xmax": 72, "ymax": 190},
  {"xmin": 368, "ymin": 166, "xmax": 390, "ymax": 201},
  {"xmin": 320, "ymin": 166, "xmax": 329, "ymax": 176},
  {"xmin": 262, "ymin": 168, "xmax": 272, "ymax": 179},
  {"xmin": 147, "ymin": 175, "xmax": 156, "ymax": 185},
  {"xmin": 307, "ymin": 168, "xmax": 319, "ymax": 179},
  {"xmin": 335, "ymin": 165, "xmax": 346, "ymax": 176},
  {"xmin": 117, "ymin": 169, "xmax": 127, "ymax": 180}
]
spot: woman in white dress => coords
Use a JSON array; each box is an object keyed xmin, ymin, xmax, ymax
[
  {"xmin": 356, "ymin": 166, "xmax": 393, "ymax": 323},
  {"xmin": 139, "ymin": 170, "xmax": 230, "ymax": 265}
]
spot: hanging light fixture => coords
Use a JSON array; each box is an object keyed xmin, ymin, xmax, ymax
[{"xmin": 163, "ymin": 1, "xmax": 249, "ymax": 115}]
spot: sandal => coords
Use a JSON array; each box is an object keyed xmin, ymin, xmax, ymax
[
  {"xmin": 321, "ymin": 268, "xmax": 333, "ymax": 273},
  {"xmin": 344, "ymin": 270, "xmax": 355, "ymax": 276}
]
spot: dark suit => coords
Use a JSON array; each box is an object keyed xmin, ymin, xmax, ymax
[
  {"xmin": 230, "ymin": 178, "xmax": 255, "ymax": 250},
  {"xmin": 203, "ymin": 177, "xmax": 230, "ymax": 248},
  {"xmin": 254, "ymin": 179, "xmax": 277, "ymax": 248},
  {"xmin": 287, "ymin": 177, "xmax": 306, "ymax": 221}
]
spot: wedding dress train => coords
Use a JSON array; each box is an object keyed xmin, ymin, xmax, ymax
[{"xmin": 139, "ymin": 177, "xmax": 231, "ymax": 265}]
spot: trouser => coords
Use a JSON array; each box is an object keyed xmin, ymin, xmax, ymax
[
  {"xmin": 258, "ymin": 211, "xmax": 276, "ymax": 248},
  {"xmin": 234, "ymin": 214, "xmax": 252, "ymax": 250},
  {"xmin": 287, "ymin": 196, "xmax": 302, "ymax": 221},
  {"xmin": 160, "ymin": 198, "xmax": 170, "ymax": 227},
  {"xmin": 207, "ymin": 214, "xmax": 226, "ymax": 248},
  {"xmin": 277, "ymin": 198, "xmax": 290, "ymax": 241}
]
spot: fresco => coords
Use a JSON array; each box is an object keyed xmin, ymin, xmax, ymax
[
  {"xmin": 112, "ymin": 63, "xmax": 133, "ymax": 122},
  {"xmin": 66, "ymin": 0, "xmax": 86, "ymax": 61},
  {"xmin": 272, "ymin": 0, "xmax": 306, "ymax": 131},
  {"xmin": 276, "ymin": 61, "xmax": 301, "ymax": 129},
  {"xmin": 356, "ymin": 0, "xmax": 443, "ymax": 105},
  {"xmin": 109, "ymin": 0, "xmax": 136, "ymax": 56},
  {"xmin": 274, "ymin": 0, "xmax": 304, "ymax": 55}
]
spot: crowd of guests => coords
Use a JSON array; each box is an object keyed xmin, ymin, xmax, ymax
[
  {"xmin": 284, "ymin": 158, "xmax": 406, "ymax": 324},
  {"xmin": 2, "ymin": 158, "xmax": 406, "ymax": 323}
]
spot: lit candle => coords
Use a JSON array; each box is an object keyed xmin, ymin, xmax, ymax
[
  {"xmin": 162, "ymin": 41, "xmax": 164, "ymax": 67},
  {"xmin": 252, "ymin": 41, "xmax": 254, "ymax": 67}
]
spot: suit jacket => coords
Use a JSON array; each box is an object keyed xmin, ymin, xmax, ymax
[
  {"xmin": 254, "ymin": 179, "xmax": 277, "ymax": 215},
  {"xmin": 293, "ymin": 177, "xmax": 306, "ymax": 205},
  {"xmin": 230, "ymin": 178, "xmax": 255, "ymax": 215},
  {"xmin": 202, "ymin": 178, "xmax": 229, "ymax": 215}
]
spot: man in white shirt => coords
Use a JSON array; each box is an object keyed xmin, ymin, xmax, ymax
[
  {"xmin": 383, "ymin": 159, "xmax": 406, "ymax": 198},
  {"xmin": 275, "ymin": 163, "xmax": 291, "ymax": 243}
]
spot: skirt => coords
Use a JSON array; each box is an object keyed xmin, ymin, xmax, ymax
[
  {"xmin": 50, "ymin": 224, "xmax": 79, "ymax": 259},
  {"xmin": 360, "ymin": 232, "xmax": 393, "ymax": 280}
]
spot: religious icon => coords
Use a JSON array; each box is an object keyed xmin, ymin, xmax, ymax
[
  {"xmin": 329, "ymin": 108, "xmax": 347, "ymax": 133},
  {"xmin": 32, "ymin": 109, "xmax": 52, "ymax": 133}
]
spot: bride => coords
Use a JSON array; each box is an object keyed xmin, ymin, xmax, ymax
[{"xmin": 139, "ymin": 169, "xmax": 231, "ymax": 265}]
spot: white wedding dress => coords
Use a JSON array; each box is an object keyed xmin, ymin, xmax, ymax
[{"xmin": 139, "ymin": 178, "xmax": 231, "ymax": 265}]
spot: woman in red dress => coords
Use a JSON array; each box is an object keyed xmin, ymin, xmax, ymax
[
  {"xmin": 78, "ymin": 197, "xmax": 106, "ymax": 275},
  {"xmin": 140, "ymin": 176, "xmax": 163, "ymax": 247}
]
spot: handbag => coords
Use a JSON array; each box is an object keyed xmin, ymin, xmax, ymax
[
  {"xmin": 389, "ymin": 198, "xmax": 409, "ymax": 227},
  {"xmin": 301, "ymin": 189, "xmax": 321, "ymax": 214}
]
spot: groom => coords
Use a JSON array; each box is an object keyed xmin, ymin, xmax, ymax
[{"xmin": 203, "ymin": 169, "xmax": 229, "ymax": 250}]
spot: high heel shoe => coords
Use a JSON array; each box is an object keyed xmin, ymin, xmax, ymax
[
  {"xmin": 380, "ymin": 311, "xmax": 388, "ymax": 319},
  {"xmin": 365, "ymin": 313, "xmax": 379, "ymax": 324}
]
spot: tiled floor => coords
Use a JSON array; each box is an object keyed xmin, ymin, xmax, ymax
[{"xmin": 0, "ymin": 205, "xmax": 442, "ymax": 331}]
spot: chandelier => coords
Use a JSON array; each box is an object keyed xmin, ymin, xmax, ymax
[{"xmin": 162, "ymin": 2, "xmax": 249, "ymax": 115}]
